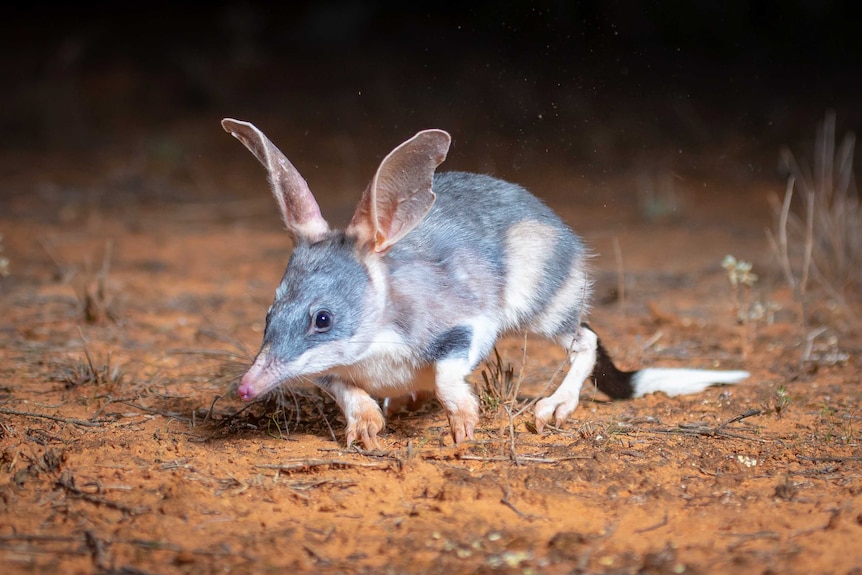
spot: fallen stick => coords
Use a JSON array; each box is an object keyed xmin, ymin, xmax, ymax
[
  {"xmin": 255, "ymin": 459, "xmax": 391, "ymax": 472},
  {"xmin": 0, "ymin": 407, "xmax": 104, "ymax": 428}
]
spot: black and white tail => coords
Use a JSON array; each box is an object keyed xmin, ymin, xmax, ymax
[{"xmin": 590, "ymin": 326, "xmax": 749, "ymax": 401}]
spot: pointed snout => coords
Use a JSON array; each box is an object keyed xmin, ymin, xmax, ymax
[
  {"xmin": 237, "ymin": 370, "xmax": 260, "ymax": 401},
  {"xmin": 237, "ymin": 353, "xmax": 272, "ymax": 401}
]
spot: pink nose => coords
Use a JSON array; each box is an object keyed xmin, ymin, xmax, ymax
[{"xmin": 237, "ymin": 371, "xmax": 259, "ymax": 401}]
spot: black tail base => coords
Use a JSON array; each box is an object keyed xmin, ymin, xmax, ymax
[{"xmin": 583, "ymin": 323, "xmax": 636, "ymax": 400}]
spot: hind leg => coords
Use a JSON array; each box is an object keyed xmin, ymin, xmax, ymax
[
  {"xmin": 383, "ymin": 366, "xmax": 436, "ymax": 417},
  {"xmin": 534, "ymin": 325, "xmax": 598, "ymax": 432}
]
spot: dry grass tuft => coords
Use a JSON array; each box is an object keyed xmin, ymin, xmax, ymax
[
  {"xmin": 769, "ymin": 112, "xmax": 861, "ymax": 315},
  {"xmin": 53, "ymin": 334, "xmax": 124, "ymax": 391},
  {"xmin": 767, "ymin": 112, "xmax": 861, "ymax": 365},
  {"xmin": 478, "ymin": 347, "xmax": 519, "ymax": 418}
]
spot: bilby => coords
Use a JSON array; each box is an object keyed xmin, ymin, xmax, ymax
[{"xmin": 222, "ymin": 119, "xmax": 749, "ymax": 448}]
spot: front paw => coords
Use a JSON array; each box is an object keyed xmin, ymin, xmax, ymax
[
  {"xmin": 447, "ymin": 410, "xmax": 479, "ymax": 444},
  {"xmin": 443, "ymin": 396, "xmax": 479, "ymax": 444},
  {"xmin": 345, "ymin": 404, "xmax": 385, "ymax": 449}
]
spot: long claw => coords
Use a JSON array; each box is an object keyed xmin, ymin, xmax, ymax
[
  {"xmin": 447, "ymin": 410, "xmax": 478, "ymax": 444},
  {"xmin": 345, "ymin": 408, "xmax": 385, "ymax": 450}
]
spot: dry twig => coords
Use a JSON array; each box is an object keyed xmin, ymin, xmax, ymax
[
  {"xmin": 255, "ymin": 459, "xmax": 392, "ymax": 472},
  {"xmin": 0, "ymin": 407, "xmax": 106, "ymax": 428}
]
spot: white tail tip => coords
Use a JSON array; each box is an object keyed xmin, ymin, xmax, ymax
[{"xmin": 632, "ymin": 368, "xmax": 750, "ymax": 398}]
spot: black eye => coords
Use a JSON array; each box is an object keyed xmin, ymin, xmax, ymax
[{"xmin": 312, "ymin": 309, "xmax": 333, "ymax": 333}]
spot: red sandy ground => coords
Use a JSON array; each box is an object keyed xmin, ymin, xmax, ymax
[{"xmin": 0, "ymin": 121, "xmax": 860, "ymax": 574}]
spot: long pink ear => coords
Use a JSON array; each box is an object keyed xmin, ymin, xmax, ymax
[
  {"xmin": 222, "ymin": 118, "xmax": 329, "ymax": 242},
  {"xmin": 348, "ymin": 129, "xmax": 451, "ymax": 252}
]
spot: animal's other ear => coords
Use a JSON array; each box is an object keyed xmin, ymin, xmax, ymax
[
  {"xmin": 347, "ymin": 129, "xmax": 451, "ymax": 253},
  {"xmin": 222, "ymin": 118, "xmax": 330, "ymax": 242}
]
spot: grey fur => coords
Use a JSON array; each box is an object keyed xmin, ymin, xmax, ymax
[
  {"xmin": 381, "ymin": 171, "xmax": 589, "ymax": 363},
  {"xmin": 265, "ymin": 233, "xmax": 368, "ymax": 367}
]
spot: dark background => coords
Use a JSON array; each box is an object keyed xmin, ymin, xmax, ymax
[{"xmin": 1, "ymin": 1, "xmax": 860, "ymax": 202}]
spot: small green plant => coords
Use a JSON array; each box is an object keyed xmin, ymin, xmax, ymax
[
  {"xmin": 722, "ymin": 255, "xmax": 778, "ymax": 357},
  {"xmin": 722, "ymin": 254, "xmax": 758, "ymax": 323},
  {"xmin": 773, "ymin": 385, "xmax": 792, "ymax": 417},
  {"xmin": 814, "ymin": 403, "xmax": 848, "ymax": 445}
]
